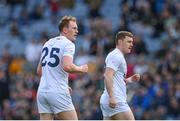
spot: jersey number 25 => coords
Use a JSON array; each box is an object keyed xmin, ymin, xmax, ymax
[{"xmin": 41, "ymin": 47, "xmax": 60, "ymax": 67}]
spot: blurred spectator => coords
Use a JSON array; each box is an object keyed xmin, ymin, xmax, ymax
[
  {"xmin": 30, "ymin": 4, "xmax": 44, "ymax": 20},
  {"xmin": 6, "ymin": 0, "xmax": 26, "ymax": 6},
  {"xmin": 9, "ymin": 55, "xmax": 25, "ymax": 75},
  {"xmin": 167, "ymin": 97, "xmax": 180, "ymax": 119},
  {"xmin": 24, "ymin": 39, "xmax": 42, "ymax": 63},
  {"xmin": 0, "ymin": 61, "xmax": 10, "ymax": 106},
  {"xmin": 85, "ymin": 0, "xmax": 102, "ymax": 18},
  {"xmin": 18, "ymin": 7, "xmax": 30, "ymax": 26},
  {"xmin": 10, "ymin": 20, "xmax": 22, "ymax": 38},
  {"xmin": 133, "ymin": 36, "xmax": 148, "ymax": 55},
  {"xmin": 47, "ymin": 0, "xmax": 61, "ymax": 15}
]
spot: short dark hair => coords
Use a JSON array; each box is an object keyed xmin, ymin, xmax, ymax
[
  {"xmin": 58, "ymin": 15, "xmax": 76, "ymax": 32},
  {"xmin": 115, "ymin": 31, "xmax": 133, "ymax": 45}
]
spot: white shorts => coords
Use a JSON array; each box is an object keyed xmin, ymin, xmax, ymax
[
  {"xmin": 100, "ymin": 102, "xmax": 131, "ymax": 117},
  {"xmin": 37, "ymin": 91, "xmax": 75, "ymax": 114}
]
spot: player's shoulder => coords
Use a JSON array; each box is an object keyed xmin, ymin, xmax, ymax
[
  {"xmin": 58, "ymin": 36, "xmax": 69, "ymax": 42},
  {"xmin": 106, "ymin": 48, "xmax": 123, "ymax": 60},
  {"xmin": 48, "ymin": 36, "xmax": 63, "ymax": 43},
  {"xmin": 107, "ymin": 48, "xmax": 120, "ymax": 57},
  {"xmin": 60, "ymin": 36, "xmax": 74, "ymax": 46},
  {"xmin": 44, "ymin": 36, "xmax": 57, "ymax": 44}
]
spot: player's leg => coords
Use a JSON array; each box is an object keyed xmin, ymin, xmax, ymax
[
  {"xmin": 103, "ymin": 110, "xmax": 134, "ymax": 120},
  {"xmin": 111, "ymin": 109, "xmax": 135, "ymax": 120},
  {"xmin": 40, "ymin": 113, "xmax": 54, "ymax": 120},
  {"xmin": 100, "ymin": 103, "xmax": 111, "ymax": 120},
  {"xmin": 56, "ymin": 110, "xmax": 78, "ymax": 120},
  {"xmin": 101, "ymin": 102, "xmax": 135, "ymax": 120},
  {"xmin": 37, "ymin": 92, "xmax": 54, "ymax": 120},
  {"xmin": 103, "ymin": 116, "xmax": 111, "ymax": 120},
  {"xmin": 48, "ymin": 92, "xmax": 78, "ymax": 120}
]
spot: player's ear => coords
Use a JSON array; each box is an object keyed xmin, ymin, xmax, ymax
[
  {"xmin": 117, "ymin": 39, "xmax": 121, "ymax": 45},
  {"xmin": 63, "ymin": 27, "xmax": 68, "ymax": 34}
]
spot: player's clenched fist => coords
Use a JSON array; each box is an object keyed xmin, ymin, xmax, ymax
[
  {"xmin": 80, "ymin": 64, "xmax": 88, "ymax": 73},
  {"xmin": 131, "ymin": 74, "xmax": 140, "ymax": 82},
  {"xmin": 109, "ymin": 97, "xmax": 117, "ymax": 108}
]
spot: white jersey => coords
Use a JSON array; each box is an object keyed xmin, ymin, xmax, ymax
[
  {"xmin": 38, "ymin": 36, "xmax": 75, "ymax": 94},
  {"xmin": 100, "ymin": 48, "xmax": 127, "ymax": 103}
]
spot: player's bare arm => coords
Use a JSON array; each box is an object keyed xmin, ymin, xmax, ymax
[
  {"xmin": 62, "ymin": 56, "xmax": 88, "ymax": 73},
  {"xmin": 68, "ymin": 86, "xmax": 72, "ymax": 95},
  {"xmin": 125, "ymin": 74, "xmax": 140, "ymax": 84},
  {"xmin": 37, "ymin": 60, "xmax": 42, "ymax": 77},
  {"xmin": 104, "ymin": 67, "xmax": 117, "ymax": 108}
]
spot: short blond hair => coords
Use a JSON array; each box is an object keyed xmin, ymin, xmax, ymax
[
  {"xmin": 115, "ymin": 31, "xmax": 133, "ymax": 45},
  {"xmin": 58, "ymin": 15, "xmax": 76, "ymax": 32}
]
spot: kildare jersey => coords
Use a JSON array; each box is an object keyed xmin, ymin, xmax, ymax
[
  {"xmin": 38, "ymin": 36, "xmax": 75, "ymax": 94},
  {"xmin": 100, "ymin": 48, "xmax": 127, "ymax": 103}
]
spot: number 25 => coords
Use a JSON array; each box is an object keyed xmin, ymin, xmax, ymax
[{"xmin": 41, "ymin": 47, "xmax": 60, "ymax": 67}]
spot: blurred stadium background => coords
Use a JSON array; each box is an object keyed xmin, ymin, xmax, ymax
[{"xmin": 0, "ymin": 0, "xmax": 179, "ymax": 119}]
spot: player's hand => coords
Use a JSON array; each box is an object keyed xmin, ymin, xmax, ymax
[
  {"xmin": 68, "ymin": 87, "xmax": 72, "ymax": 95},
  {"xmin": 80, "ymin": 64, "xmax": 88, "ymax": 73},
  {"xmin": 109, "ymin": 97, "xmax": 117, "ymax": 108},
  {"xmin": 131, "ymin": 74, "xmax": 140, "ymax": 82}
]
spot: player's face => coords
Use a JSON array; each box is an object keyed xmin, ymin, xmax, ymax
[
  {"xmin": 119, "ymin": 36, "xmax": 133, "ymax": 54},
  {"xmin": 66, "ymin": 21, "xmax": 78, "ymax": 41}
]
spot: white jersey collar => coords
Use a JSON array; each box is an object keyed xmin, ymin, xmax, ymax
[{"xmin": 115, "ymin": 48, "xmax": 124, "ymax": 56}]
